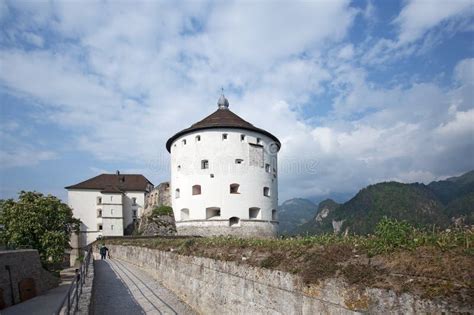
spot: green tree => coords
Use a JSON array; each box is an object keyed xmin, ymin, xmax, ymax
[{"xmin": 0, "ymin": 191, "xmax": 80, "ymax": 269}]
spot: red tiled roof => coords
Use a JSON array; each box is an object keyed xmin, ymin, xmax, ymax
[
  {"xmin": 65, "ymin": 174, "xmax": 153, "ymax": 192},
  {"xmin": 166, "ymin": 108, "xmax": 281, "ymax": 152}
]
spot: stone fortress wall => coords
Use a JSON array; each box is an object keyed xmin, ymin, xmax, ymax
[
  {"xmin": 0, "ymin": 250, "xmax": 58, "ymax": 309},
  {"xmin": 109, "ymin": 244, "xmax": 471, "ymax": 315}
]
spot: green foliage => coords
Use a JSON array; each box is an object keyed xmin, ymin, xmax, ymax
[
  {"xmin": 152, "ymin": 205, "xmax": 173, "ymax": 216},
  {"xmin": 0, "ymin": 191, "xmax": 80, "ymax": 269},
  {"xmin": 296, "ymin": 170, "xmax": 474, "ymax": 236},
  {"xmin": 374, "ymin": 217, "xmax": 413, "ymax": 249}
]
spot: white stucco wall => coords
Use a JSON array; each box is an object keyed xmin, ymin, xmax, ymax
[
  {"xmin": 170, "ymin": 128, "xmax": 279, "ymax": 237},
  {"xmin": 68, "ymin": 189, "xmax": 146, "ymax": 246}
]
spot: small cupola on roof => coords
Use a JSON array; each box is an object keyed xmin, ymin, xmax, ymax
[{"xmin": 217, "ymin": 94, "xmax": 229, "ymax": 109}]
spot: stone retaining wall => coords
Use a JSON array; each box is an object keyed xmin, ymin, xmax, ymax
[
  {"xmin": 0, "ymin": 250, "xmax": 59, "ymax": 309},
  {"xmin": 109, "ymin": 245, "xmax": 470, "ymax": 314}
]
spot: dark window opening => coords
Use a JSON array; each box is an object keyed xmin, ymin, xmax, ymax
[
  {"xmin": 249, "ymin": 207, "xmax": 260, "ymax": 219},
  {"xmin": 272, "ymin": 209, "xmax": 277, "ymax": 220},
  {"xmin": 230, "ymin": 183, "xmax": 240, "ymax": 194},
  {"xmin": 229, "ymin": 217, "xmax": 240, "ymax": 227},
  {"xmin": 206, "ymin": 207, "xmax": 221, "ymax": 219},
  {"xmin": 192, "ymin": 185, "xmax": 201, "ymax": 195},
  {"xmin": 263, "ymin": 187, "xmax": 270, "ymax": 197}
]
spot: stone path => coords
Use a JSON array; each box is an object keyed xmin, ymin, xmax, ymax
[{"xmin": 92, "ymin": 259, "xmax": 196, "ymax": 315}]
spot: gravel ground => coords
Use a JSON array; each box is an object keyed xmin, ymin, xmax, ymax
[{"xmin": 92, "ymin": 259, "xmax": 196, "ymax": 315}]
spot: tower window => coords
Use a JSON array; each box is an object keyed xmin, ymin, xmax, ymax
[
  {"xmin": 235, "ymin": 159, "xmax": 243, "ymax": 164},
  {"xmin": 230, "ymin": 183, "xmax": 240, "ymax": 194},
  {"xmin": 256, "ymin": 138, "xmax": 261, "ymax": 144},
  {"xmin": 206, "ymin": 207, "xmax": 221, "ymax": 219},
  {"xmin": 182, "ymin": 139, "xmax": 186, "ymax": 145},
  {"xmin": 132, "ymin": 210, "xmax": 137, "ymax": 218},
  {"xmin": 201, "ymin": 160, "xmax": 209, "ymax": 169},
  {"xmin": 210, "ymin": 174, "xmax": 214, "ymax": 178},
  {"xmin": 132, "ymin": 197, "xmax": 137, "ymax": 206},
  {"xmin": 265, "ymin": 164, "xmax": 270, "ymax": 172},
  {"xmin": 249, "ymin": 207, "xmax": 260, "ymax": 219},
  {"xmin": 175, "ymin": 188, "xmax": 180, "ymax": 199},
  {"xmin": 241, "ymin": 134, "xmax": 246, "ymax": 141},
  {"xmin": 222, "ymin": 133, "xmax": 228, "ymax": 140},
  {"xmin": 196, "ymin": 135, "xmax": 201, "ymax": 142},
  {"xmin": 97, "ymin": 209, "xmax": 102, "ymax": 218},
  {"xmin": 177, "ymin": 165, "xmax": 181, "ymax": 171},
  {"xmin": 263, "ymin": 187, "xmax": 270, "ymax": 197},
  {"xmin": 229, "ymin": 217, "xmax": 240, "ymax": 227},
  {"xmin": 96, "ymin": 196, "xmax": 102, "ymax": 205},
  {"xmin": 192, "ymin": 185, "xmax": 201, "ymax": 195},
  {"xmin": 111, "ymin": 225, "xmax": 114, "ymax": 231},
  {"xmin": 272, "ymin": 209, "xmax": 277, "ymax": 220},
  {"xmin": 111, "ymin": 209, "xmax": 114, "ymax": 215},
  {"xmin": 98, "ymin": 224, "xmax": 103, "ymax": 231}
]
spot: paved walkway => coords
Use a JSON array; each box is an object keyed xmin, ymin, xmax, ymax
[{"xmin": 92, "ymin": 259, "xmax": 196, "ymax": 315}]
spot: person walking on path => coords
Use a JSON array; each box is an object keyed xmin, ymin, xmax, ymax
[{"xmin": 100, "ymin": 245, "xmax": 109, "ymax": 260}]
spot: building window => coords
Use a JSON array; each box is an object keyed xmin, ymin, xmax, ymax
[
  {"xmin": 181, "ymin": 208, "xmax": 189, "ymax": 221},
  {"xmin": 192, "ymin": 185, "xmax": 201, "ymax": 195},
  {"xmin": 110, "ymin": 196, "xmax": 113, "ymax": 202},
  {"xmin": 132, "ymin": 197, "xmax": 137, "ymax": 206},
  {"xmin": 210, "ymin": 174, "xmax": 214, "ymax": 178},
  {"xmin": 222, "ymin": 133, "xmax": 228, "ymax": 140},
  {"xmin": 241, "ymin": 134, "xmax": 245, "ymax": 141},
  {"xmin": 230, "ymin": 183, "xmax": 240, "ymax": 194},
  {"xmin": 235, "ymin": 159, "xmax": 243, "ymax": 164},
  {"xmin": 256, "ymin": 138, "xmax": 261, "ymax": 144},
  {"xmin": 229, "ymin": 217, "xmax": 240, "ymax": 227},
  {"xmin": 177, "ymin": 165, "xmax": 181, "ymax": 171},
  {"xmin": 196, "ymin": 135, "xmax": 201, "ymax": 142},
  {"xmin": 96, "ymin": 196, "xmax": 102, "ymax": 205},
  {"xmin": 249, "ymin": 207, "xmax": 260, "ymax": 219},
  {"xmin": 263, "ymin": 187, "xmax": 270, "ymax": 197},
  {"xmin": 201, "ymin": 160, "xmax": 209, "ymax": 169},
  {"xmin": 97, "ymin": 209, "xmax": 102, "ymax": 218},
  {"xmin": 272, "ymin": 209, "xmax": 277, "ymax": 220},
  {"xmin": 111, "ymin": 225, "xmax": 114, "ymax": 230},
  {"xmin": 111, "ymin": 209, "xmax": 114, "ymax": 215},
  {"xmin": 206, "ymin": 207, "xmax": 221, "ymax": 219},
  {"xmin": 98, "ymin": 224, "xmax": 103, "ymax": 231},
  {"xmin": 265, "ymin": 164, "xmax": 270, "ymax": 172},
  {"xmin": 182, "ymin": 139, "xmax": 186, "ymax": 145},
  {"xmin": 175, "ymin": 188, "xmax": 180, "ymax": 199},
  {"xmin": 132, "ymin": 210, "xmax": 137, "ymax": 218}
]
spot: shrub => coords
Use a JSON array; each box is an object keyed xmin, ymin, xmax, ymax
[{"xmin": 152, "ymin": 206, "xmax": 173, "ymax": 216}]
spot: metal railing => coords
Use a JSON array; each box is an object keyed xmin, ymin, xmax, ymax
[{"xmin": 55, "ymin": 246, "xmax": 92, "ymax": 315}]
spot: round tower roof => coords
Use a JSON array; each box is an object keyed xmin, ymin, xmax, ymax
[{"xmin": 166, "ymin": 96, "xmax": 281, "ymax": 152}]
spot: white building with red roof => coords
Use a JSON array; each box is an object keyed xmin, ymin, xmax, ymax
[{"xmin": 65, "ymin": 171, "xmax": 153, "ymax": 246}]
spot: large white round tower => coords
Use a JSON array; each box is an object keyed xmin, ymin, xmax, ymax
[{"xmin": 166, "ymin": 95, "xmax": 281, "ymax": 238}]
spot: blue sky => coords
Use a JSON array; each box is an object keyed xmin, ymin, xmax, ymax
[{"xmin": 0, "ymin": 0, "xmax": 473, "ymax": 203}]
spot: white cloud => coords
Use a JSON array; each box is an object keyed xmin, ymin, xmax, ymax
[
  {"xmin": 395, "ymin": 0, "xmax": 472, "ymax": 45},
  {"xmin": 0, "ymin": 1, "xmax": 472, "ymax": 201}
]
